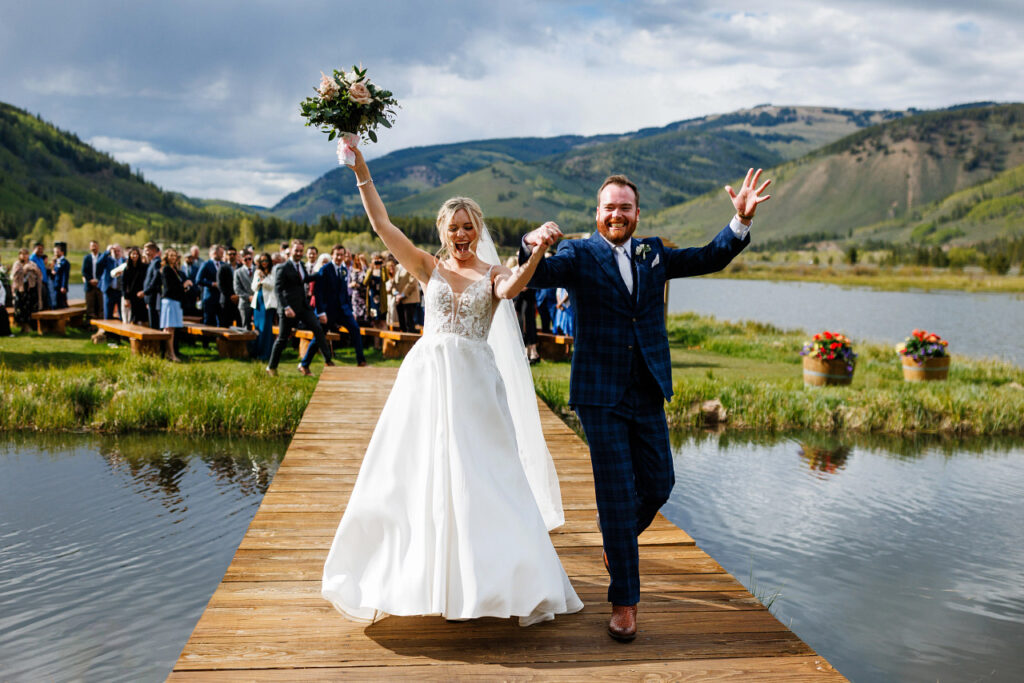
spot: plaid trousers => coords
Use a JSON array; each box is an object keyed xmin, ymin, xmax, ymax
[{"xmin": 574, "ymin": 362, "xmax": 674, "ymax": 606}]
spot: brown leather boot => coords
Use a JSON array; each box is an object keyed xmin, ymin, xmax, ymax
[{"xmin": 608, "ymin": 604, "xmax": 637, "ymax": 642}]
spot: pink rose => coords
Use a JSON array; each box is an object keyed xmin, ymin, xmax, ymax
[
  {"xmin": 348, "ymin": 81, "xmax": 373, "ymax": 105},
  {"xmin": 318, "ymin": 72, "xmax": 339, "ymax": 100}
]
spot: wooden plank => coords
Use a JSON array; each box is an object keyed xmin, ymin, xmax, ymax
[{"xmin": 173, "ymin": 366, "xmax": 844, "ymax": 680}]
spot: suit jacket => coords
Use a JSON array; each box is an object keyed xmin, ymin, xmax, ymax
[
  {"xmin": 521, "ymin": 226, "xmax": 748, "ymax": 407},
  {"xmin": 30, "ymin": 253, "xmax": 50, "ymax": 285},
  {"xmin": 314, "ymin": 262, "xmax": 352, "ymax": 325},
  {"xmin": 233, "ymin": 265, "xmax": 254, "ymax": 312},
  {"xmin": 52, "ymin": 257, "xmax": 70, "ymax": 291},
  {"xmin": 273, "ymin": 259, "xmax": 315, "ymax": 314},
  {"xmin": 218, "ymin": 261, "xmax": 236, "ymax": 308},
  {"xmin": 81, "ymin": 252, "xmax": 104, "ymax": 286},
  {"xmin": 196, "ymin": 259, "xmax": 221, "ymax": 303},
  {"xmin": 143, "ymin": 257, "xmax": 162, "ymax": 303},
  {"xmin": 97, "ymin": 252, "xmax": 124, "ymax": 292},
  {"xmin": 394, "ymin": 265, "xmax": 421, "ymax": 305}
]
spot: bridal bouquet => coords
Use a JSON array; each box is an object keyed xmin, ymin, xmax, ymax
[{"xmin": 300, "ymin": 65, "xmax": 398, "ymax": 166}]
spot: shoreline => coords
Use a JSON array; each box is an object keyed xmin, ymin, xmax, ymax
[{"xmin": 708, "ymin": 264, "xmax": 1024, "ymax": 294}]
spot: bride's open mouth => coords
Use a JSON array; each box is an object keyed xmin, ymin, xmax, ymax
[{"xmin": 453, "ymin": 241, "xmax": 472, "ymax": 255}]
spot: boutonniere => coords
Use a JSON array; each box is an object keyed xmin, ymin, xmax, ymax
[{"xmin": 634, "ymin": 243, "xmax": 651, "ymax": 262}]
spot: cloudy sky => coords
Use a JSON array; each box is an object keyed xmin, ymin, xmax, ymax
[{"xmin": 2, "ymin": 0, "xmax": 1022, "ymax": 207}]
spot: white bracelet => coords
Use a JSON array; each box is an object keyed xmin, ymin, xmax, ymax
[{"xmin": 356, "ymin": 177, "xmax": 373, "ymax": 187}]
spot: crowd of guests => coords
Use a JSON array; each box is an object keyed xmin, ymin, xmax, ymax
[{"xmin": 0, "ymin": 238, "xmax": 575, "ymax": 366}]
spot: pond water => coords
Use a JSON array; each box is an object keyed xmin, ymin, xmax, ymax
[
  {"xmin": 662, "ymin": 430, "xmax": 1024, "ymax": 683},
  {"xmin": 667, "ymin": 278, "xmax": 1024, "ymax": 366},
  {"xmin": 0, "ymin": 433, "xmax": 286, "ymax": 683}
]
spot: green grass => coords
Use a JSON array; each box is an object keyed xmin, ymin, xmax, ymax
[
  {"xmin": 0, "ymin": 326, "xmax": 399, "ymax": 435},
  {"xmin": 531, "ymin": 312, "xmax": 1024, "ymax": 437}
]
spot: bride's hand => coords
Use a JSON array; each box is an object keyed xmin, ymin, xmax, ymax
[
  {"xmin": 347, "ymin": 143, "xmax": 366, "ymax": 170},
  {"xmin": 525, "ymin": 221, "xmax": 562, "ymax": 249}
]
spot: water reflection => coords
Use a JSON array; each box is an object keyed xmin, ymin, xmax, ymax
[
  {"xmin": 663, "ymin": 429, "xmax": 1024, "ymax": 683},
  {"xmin": 0, "ymin": 433, "xmax": 287, "ymax": 683}
]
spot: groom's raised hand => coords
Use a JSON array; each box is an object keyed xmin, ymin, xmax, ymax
[
  {"xmin": 725, "ymin": 168, "xmax": 772, "ymax": 225},
  {"xmin": 525, "ymin": 221, "xmax": 563, "ymax": 251}
]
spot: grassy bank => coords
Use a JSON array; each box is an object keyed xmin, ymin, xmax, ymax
[
  {"xmin": 533, "ymin": 313, "xmax": 1024, "ymax": 437},
  {"xmin": 0, "ymin": 328, "xmax": 397, "ymax": 435},
  {"xmin": 713, "ymin": 261, "xmax": 1024, "ymax": 294}
]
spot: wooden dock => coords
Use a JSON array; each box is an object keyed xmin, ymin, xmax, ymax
[{"xmin": 171, "ymin": 366, "xmax": 844, "ymax": 680}]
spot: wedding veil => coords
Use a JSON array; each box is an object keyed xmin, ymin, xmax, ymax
[{"xmin": 476, "ymin": 224, "xmax": 565, "ymax": 531}]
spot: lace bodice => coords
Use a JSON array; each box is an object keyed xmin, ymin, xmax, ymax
[{"xmin": 422, "ymin": 266, "xmax": 495, "ymax": 341}]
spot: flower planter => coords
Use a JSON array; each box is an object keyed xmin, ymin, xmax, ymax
[
  {"xmin": 901, "ymin": 355, "xmax": 950, "ymax": 382},
  {"xmin": 802, "ymin": 356, "xmax": 854, "ymax": 386}
]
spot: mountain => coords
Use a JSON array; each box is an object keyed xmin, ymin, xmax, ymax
[
  {"xmin": 647, "ymin": 103, "xmax": 1024, "ymax": 246},
  {"xmin": 272, "ymin": 105, "xmax": 909, "ymax": 227},
  {"xmin": 0, "ymin": 102, "xmax": 221, "ymax": 239}
]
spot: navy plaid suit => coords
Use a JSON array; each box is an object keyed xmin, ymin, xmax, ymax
[{"xmin": 521, "ymin": 225, "xmax": 749, "ymax": 605}]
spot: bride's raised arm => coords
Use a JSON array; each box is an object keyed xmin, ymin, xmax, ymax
[
  {"xmin": 493, "ymin": 222, "xmax": 559, "ymax": 300},
  {"xmin": 347, "ymin": 145, "xmax": 436, "ymax": 283}
]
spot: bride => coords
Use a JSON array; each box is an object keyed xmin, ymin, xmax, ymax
[{"xmin": 321, "ymin": 144, "xmax": 583, "ymax": 626}]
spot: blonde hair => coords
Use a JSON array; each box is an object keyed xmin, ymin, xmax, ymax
[
  {"xmin": 435, "ymin": 196, "xmax": 485, "ymax": 259},
  {"xmin": 164, "ymin": 248, "xmax": 180, "ymax": 268}
]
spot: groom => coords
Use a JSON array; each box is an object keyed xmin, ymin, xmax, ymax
[{"xmin": 521, "ymin": 168, "xmax": 770, "ymax": 641}]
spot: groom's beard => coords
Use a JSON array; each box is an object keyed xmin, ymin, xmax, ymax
[{"xmin": 597, "ymin": 216, "xmax": 637, "ymax": 245}]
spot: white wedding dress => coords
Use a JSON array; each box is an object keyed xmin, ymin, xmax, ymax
[{"xmin": 321, "ymin": 264, "xmax": 583, "ymax": 626}]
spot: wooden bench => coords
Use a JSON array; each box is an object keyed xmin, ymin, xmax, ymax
[
  {"xmin": 31, "ymin": 305, "xmax": 87, "ymax": 335},
  {"xmin": 90, "ymin": 319, "xmax": 171, "ymax": 356},
  {"xmin": 272, "ymin": 326, "xmax": 341, "ymax": 360},
  {"xmin": 378, "ymin": 329, "xmax": 421, "ymax": 359},
  {"xmin": 536, "ymin": 331, "xmax": 574, "ymax": 361},
  {"xmin": 184, "ymin": 323, "xmax": 257, "ymax": 359}
]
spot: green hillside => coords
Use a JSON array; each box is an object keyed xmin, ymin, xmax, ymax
[
  {"xmin": 648, "ymin": 103, "xmax": 1024, "ymax": 246},
  {"xmin": 272, "ymin": 105, "xmax": 903, "ymax": 226},
  {"xmin": 0, "ymin": 102, "xmax": 214, "ymax": 239}
]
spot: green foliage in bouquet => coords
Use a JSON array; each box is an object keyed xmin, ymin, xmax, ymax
[{"xmin": 299, "ymin": 66, "xmax": 398, "ymax": 143}]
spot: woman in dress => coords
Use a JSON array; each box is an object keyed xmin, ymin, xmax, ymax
[
  {"xmin": 554, "ymin": 287, "xmax": 574, "ymax": 337},
  {"xmin": 121, "ymin": 247, "xmax": 147, "ymax": 324},
  {"xmin": 362, "ymin": 252, "xmax": 388, "ymax": 327},
  {"xmin": 159, "ymin": 248, "xmax": 192, "ymax": 362},
  {"xmin": 250, "ymin": 253, "xmax": 277, "ymax": 362},
  {"xmin": 322, "ymin": 144, "xmax": 582, "ymax": 626},
  {"xmin": 10, "ymin": 248, "xmax": 43, "ymax": 333},
  {"xmin": 347, "ymin": 254, "xmax": 368, "ymax": 325},
  {"xmin": 0, "ymin": 255, "xmax": 13, "ymax": 337}
]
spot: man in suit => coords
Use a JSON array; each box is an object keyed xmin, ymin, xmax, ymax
[
  {"xmin": 311, "ymin": 244, "xmax": 366, "ymax": 367},
  {"xmin": 217, "ymin": 246, "xmax": 240, "ymax": 328},
  {"xmin": 266, "ymin": 239, "xmax": 333, "ymax": 376},
  {"xmin": 196, "ymin": 244, "xmax": 223, "ymax": 326},
  {"xmin": 183, "ymin": 245, "xmax": 202, "ymax": 318},
  {"xmin": 520, "ymin": 169, "xmax": 770, "ymax": 642},
  {"xmin": 81, "ymin": 240, "xmax": 105, "ymax": 321},
  {"xmin": 51, "ymin": 244, "xmax": 70, "ymax": 309},
  {"xmin": 97, "ymin": 243, "xmax": 124, "ymax": 320},
  {"xmin": 233, "ymin": 250, "xmax": 255, "ymax": 329},
  {"xmin": 142, "ymin": 242, "xmax": 162, "ymax": 329}
]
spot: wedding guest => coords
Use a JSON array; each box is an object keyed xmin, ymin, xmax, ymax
[
  {"xmin": 51, "ymin": 244, "xmax": 70, "ymax": 309},
  {"xmin": 554, "ymin": 287, "xmax": 574, "ymax": 337},
  {"xmin": 122, "ymin": 246, "xmax": 147, "ymax": 324},
  {"xmin": 196, "ymin": 244, "xmax": 223, "ymax": 326},
  {"xmin": 348, "ymin": 254, "xmax": 369, "ymax": 325},
  {"xmin": 0, "ymin": 255, "xmax": 12, "ymax": 336},
  {"xmin": 233, "ymin": 250, "xmax": 256, "ymax": 329},
  {"xmin": 304, "ymin": 246, "xmax": 320, "ymax": 301},
  {"xmin": 384, "ymin": 259, "xmax": 400, "ymax": 328},
  {"xmin": 250, "ymin": 252, "xmax": 277, "ymax": 361},
  {"xmin": 142, "ymin": 242, "xmax": 162, "ymax": 328},
  {"xmin": 266, "ymin": 239, "xmax": 333, "ymax": 377},
  {"xmin": 363, "ymin": 252, "xmax": 388, "ymax": 327},
  {"xmin": 160, "ymin": 248, "xmax": 192, "ymax": 362},
  {"xmin": 218, "ymin": 246, "xmax": 240, "ymax": 328},
  {"xmin": 97, "ymin": 243, "xmax": 125, "ymax": 320},
  {"xmin": 10, "ymin": 248, "xmax": 43, "ymax": 332},
  {"xmin": 278, "ymin": 242, "xmax": 290, "ymax": 261},
  {"xmin": 183, "ymin": 246, "xmax": 203, "ymax": 317},
  {"xmin": 81, "ymin": 240, "xmax": 105, "ymax": 321},
  {"xmin": 535, "ymin": 287, "xmax": 557, "ymax": 334},
  {"xmin": 312, "ymin": 244, "xmax": 366, "ymax": 367},
  {"xmin": 29, "ymin": 243, "xmax": 51, "ymax": 312},
  {"xmin": 393, "ymin": 261, "xmax": 421, "ymax": 333}
]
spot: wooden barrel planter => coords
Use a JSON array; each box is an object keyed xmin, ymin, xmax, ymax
[
  {"xmin": 802, "ymin": 356, "xmax": 854, "ymax": 386},
  {"xmin": 902, "ymin": 355, "xmax": 950, "ymax": 382}
]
